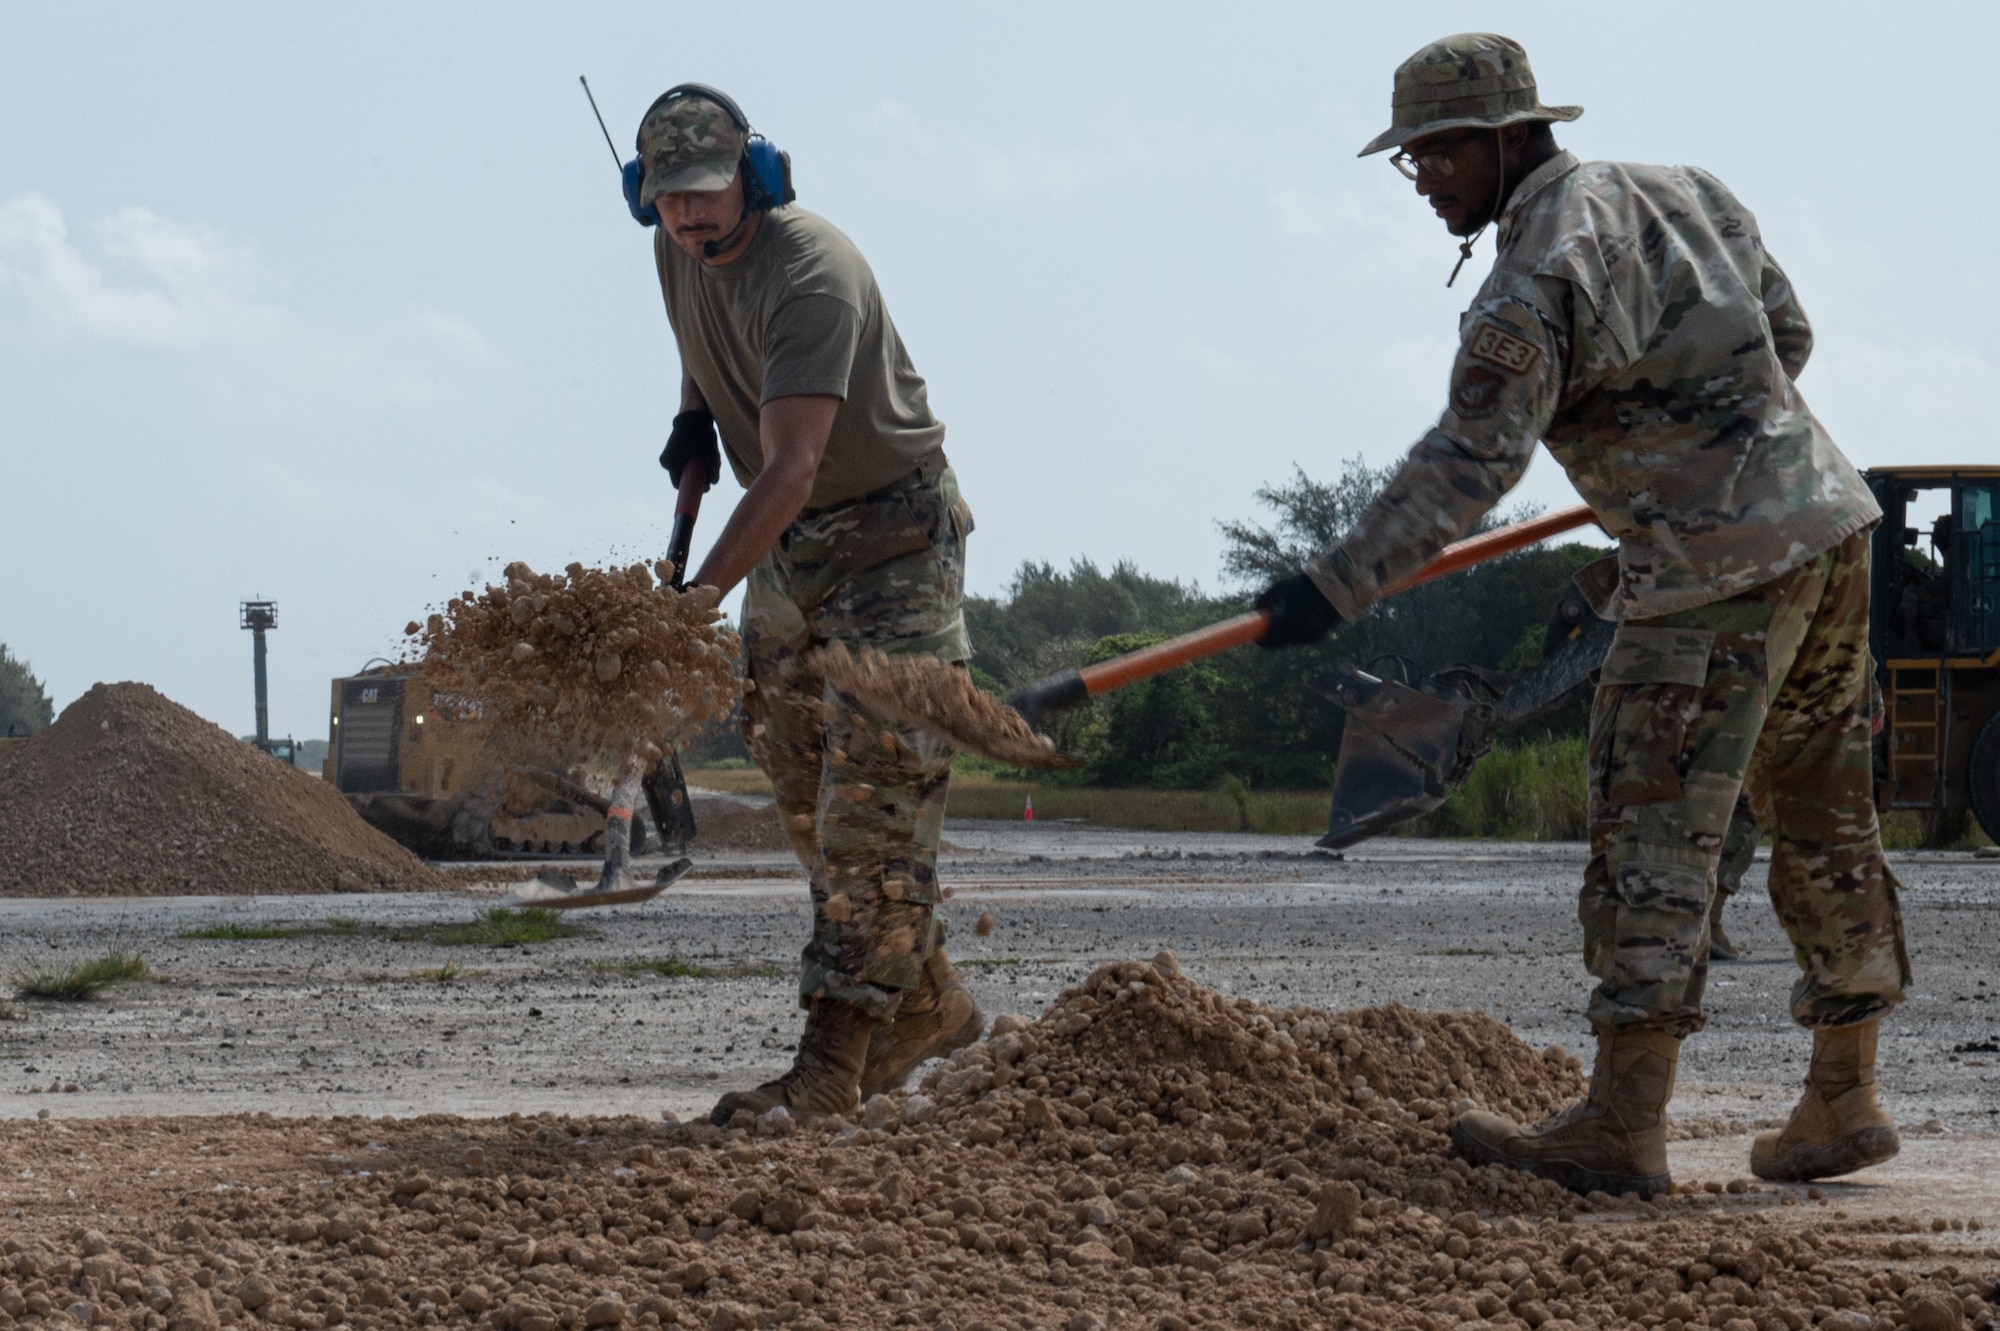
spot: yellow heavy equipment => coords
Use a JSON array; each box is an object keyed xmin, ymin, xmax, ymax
[
  {"xmin": 322, "ymin": 664, "xmax": 696, "ymax": 859},
  {"xmin": 1869, "ymin": 466, "xmax": 2000, "ymax": 841}
]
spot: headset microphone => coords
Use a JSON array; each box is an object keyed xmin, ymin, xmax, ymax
[
  {"xmin": 580, "ymin": 75, "xmax": 660, "ymax": 226},
  {"xmin": 702, "ymin": 210, "xmax": 753, "ymax": 259}
]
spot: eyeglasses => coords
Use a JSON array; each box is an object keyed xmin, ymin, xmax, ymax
[{"xmin": 1389, "ymin": 131, "xmax": 1488, "ymax": 181}]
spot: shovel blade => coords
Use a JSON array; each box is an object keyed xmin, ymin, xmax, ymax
[
  {"xmin": 499, "ymin": 857, "xmax": 694, "ymax": 909},
  {"xmin": 1315, "ymin": 667, "xmax": 1486, "ymax": 850},
  {"xmin": 1320, "ymin": 718, "xmax": 1450, "ymax": 848}
]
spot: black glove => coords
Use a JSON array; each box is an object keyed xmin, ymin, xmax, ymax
[
  {"xmin": 1255, "ymin": 571, "xmax": 1342, "ymax": 649},
  {"xmin": 660, "ymin": 408, "xmax": 720, "ymax": 491}
]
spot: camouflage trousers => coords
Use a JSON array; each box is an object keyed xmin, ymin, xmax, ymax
[
  {"xmin": 1581, "ymin": 529, "xmax": 1910, "ymax": 1036},
  {"xmin": 1714, "ymin": 790, "xmax": 1759, "ymax": 900},
  {"xmin": 739, "ymin": 458, "xmax": 972, "ymax": 1021}
]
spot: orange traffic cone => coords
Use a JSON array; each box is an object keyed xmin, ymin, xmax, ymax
[{"xmin": 1024, "ymin": 795, "xmax": 1034, "ymax": 822}]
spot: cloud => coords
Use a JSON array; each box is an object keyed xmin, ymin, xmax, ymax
[
  {"xmin": 0, "ymin": 193, "xmax": 492, "ymax": 420},
  {"xmin": 860, "ymin": 99, "xmax": 1171, "ymax": 203},
  {"xmin": 1266, "ymin": 174, "xmax": 1450, "ymax": 280},
  {"xmin": 1806, "ymin": 331, "xmax": 1996, "ymax": 464},
  {"xmin": 1179, "ymin": 340, "xmax": 1251, "ymax": 387}
]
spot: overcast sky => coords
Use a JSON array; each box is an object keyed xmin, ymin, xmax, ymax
[{"xmin": 4, "ymin": 2, "xmax": 1994, "ymax": 739}]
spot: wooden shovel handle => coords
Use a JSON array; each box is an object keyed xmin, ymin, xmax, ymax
[{"xmin": 1072, "ymin": 503, "xmax": 1598, "ymax": 699}]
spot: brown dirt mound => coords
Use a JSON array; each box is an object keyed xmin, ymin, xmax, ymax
[
  {"xmin": 410, "ymin": 563, "xmax": 740, "ymax": 766},
  {"xmin": 3, "ymin": 967, "xmax": 1992, "ymax": 1331},
  {"xmin": 689, "ymin": 795, "xmax": 796, "ymax": 855},
  {"xmin": 809, "ymin": 642, "xmax": 1079, "ymax": 770},
  {"xmin": 0, "ymin": 682, "xmax": 449, "ymax": 896}
]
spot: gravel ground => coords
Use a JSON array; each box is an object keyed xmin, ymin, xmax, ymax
[{"xmin": 2, "ymin": 813, "xmax": 1997, "ymax": 1220}]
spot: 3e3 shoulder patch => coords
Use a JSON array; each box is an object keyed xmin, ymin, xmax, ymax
[{"xmin": 1467, "ymin": 322, "xmax": 1543, "ymax": 375}]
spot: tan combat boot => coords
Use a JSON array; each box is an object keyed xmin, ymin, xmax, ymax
[
  {"xmin": 1451, "ymin": 1026, "xmax": 1679, "ymax": 1199},
  {"xmin": 859, "ymin": 948, "xmax": 985, "ymax": 1099},
  {"xmin": 708, "ymin": 998, "xmax": 874, "ymax": 1126},
  {"xmin": 1750, "ymin": 1019, "xmax": 1899, "ymax": 1181}
]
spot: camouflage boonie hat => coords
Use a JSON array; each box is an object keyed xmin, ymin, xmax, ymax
[
  {"xmin": 1358, "ymin": 33, "xmax": 1581, "ymax": 157},
  {"xmin": 636, "ymin": 92, "xmax": 746, "ymax": 202}
]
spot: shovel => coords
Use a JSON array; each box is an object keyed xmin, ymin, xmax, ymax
[
  {"xmin": 502, "ymin": 459, "xmax": 714, "ymax": 910},
  {"xmin": 816, "ymin": 504, "xmax": 1600, "ymax": 770},
  {"xmin": 507, "ymin": 751, "xmax": 695, "ymax": 908},
  {"xmin": 1006, "ymin": 504, "xmax": 1600, "ymax": 729}
]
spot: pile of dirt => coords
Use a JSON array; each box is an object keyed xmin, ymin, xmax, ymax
[
  {"xmin": 687, "ymin": 794, "xmax": 795, "ymax": 855},
  {"xmin": 0, "ymin": 683, "xmax": 449, "ymax": 897},
  {"xmin": 410, "ymin": 563, "xmax": 740, "ymax": 766},
  {"xmin": 5, "ymin": 962, "xmax": 1991, "ymax": 1331}
]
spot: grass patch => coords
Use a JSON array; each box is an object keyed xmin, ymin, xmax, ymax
[
  {"xmin": 177, "ymin": 922, "xmax": 300, "ymax": 940},
  {"xmin": 591, "ymin": 957, "xmax": 785, "ymax": 980},
  {"xmin": 687, "ymin": 766, "xmax": 775, "ymax": 797},
  {"xmin": 1419, "ymin": 947, "xmax": 1499, "ymax": 957},
  {"xmin": 424, "ymin": 909, "xmax": 579, "ymax": 947},
  {"xmin": 958, "ymin": 956, "xmax": 1024, "ymax": 969},
  {"xmin": 323, "ymin": 916, "xmax": 364, "ymax": 934},
  {"xmin": 943, "ymin": 777, "xmax": 1329, "ymax": 834},
  {"xmin": 14, "ymin": 949, "xmax": 148, "ymax": 1001},
  {"xmin": 1407, "ymin": 736, "xmax": 1588, "ymax": 840},
  {"xmin": 1881, "ymin": 809, "xmax": 1993, "ymax": 851},
  {"xmin": 705, "ymin": 738, "xmax": 1601, "ymax": 841}
]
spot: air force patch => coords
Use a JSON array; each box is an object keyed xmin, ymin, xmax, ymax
[
  {"xmin": 1451, "ymin": 365, "xmax": 1506, "ymax": 419},
  {"xmin": 1467, "ymin": 322, "xmax": 1543, "ymax": 375}
]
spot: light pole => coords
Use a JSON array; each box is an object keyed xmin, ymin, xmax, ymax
[{"xmin": 240, "ymin": 600, "xmax": 277, "ymax": 752}]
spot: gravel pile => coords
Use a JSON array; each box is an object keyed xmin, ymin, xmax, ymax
[
  {"xmin": 4, "ymin": 959, "xmax": 1991, "ymax": 1329},
  {"xmin": 0, "ymin": 683, "xmax": 448, "ymax": 897}
]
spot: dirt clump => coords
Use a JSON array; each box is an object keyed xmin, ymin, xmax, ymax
[
  {"xmin": 409, "ymin": 562, "xmax": 740, "ymax": 766},
  {"xmin": 809, "ymin": 642, "xmax": 1078, "ymax": 770},
  {"xmin": 0, "ymin": 683, "xmax": 448, "ymax": 897},
  {"xmin": 9, "ymin": 961, "xmax": 1988, "ymax": 1329}
]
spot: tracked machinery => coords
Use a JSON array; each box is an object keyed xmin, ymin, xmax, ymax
[
  {"xmin": 322, "ymin": 665, "xmax": 699, "ymax": 860},
  {"xmin": 1317, "ymin": 466, "xmax": 2000, "ymax": 847}
]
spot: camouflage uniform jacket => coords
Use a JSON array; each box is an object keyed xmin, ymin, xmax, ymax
[{"xmin": 1309, "ymin": 150, "xmax": 1880, "ymax": 623}]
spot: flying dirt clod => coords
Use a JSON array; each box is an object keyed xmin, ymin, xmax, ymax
[
  {"xmin": 406, "ymin": 559, "xmax": 741, "ymax": 767},
  {"xmin": 808, "ymin": 642, "xmax": 1079, "ymax": 770}
]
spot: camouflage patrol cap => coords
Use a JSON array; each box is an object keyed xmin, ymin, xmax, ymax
[
  {"xmin": 636, "ymin": 91, "xmax": 747, "ymax": 202},
  {"xmin": 1358, "ymin": 33, "xmax": 1581, "ymax": 157}
]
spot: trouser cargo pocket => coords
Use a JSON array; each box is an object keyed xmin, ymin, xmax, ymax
[{"xmin": 1590, "ymin": 625, "xmax": 1716, "ymax": 808}]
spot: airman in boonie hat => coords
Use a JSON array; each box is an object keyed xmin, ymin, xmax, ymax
[
  {"xmin": 1259, "ymin": 25, "xmax": 1907, "ymax": 1213},
  {"xmin": 1359, "ymin": 32, "xmax": 1581, "ymax": 157},
  {"xmin": 637, "ymin": 93, "xmax": 747, "ymax": 204}
]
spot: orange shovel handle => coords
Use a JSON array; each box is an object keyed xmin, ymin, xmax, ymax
[
  {"xmin": 1380, "ymin": 503, "xmax": 1597, "ymax": 596},
  {"xmin": 1073, "ymin": 503, "xmax": 1598, "ymax": 699}
]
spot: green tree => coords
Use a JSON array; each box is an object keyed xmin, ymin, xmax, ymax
[
  {"xmin": 963, "ymin": 456, "xmax": 1606, "ymax": 789},
  {"xmin": 964, "ymin": 559, "xmax": 1216, "ymax": 688},
  {"xmin": 0, "ymin": 644, "xmax": 55, "ymax": 736},
  {"xmin": 1216, "ymin": 457, "xmax": 1398, "ymax": 586},
  {"xmin": 1068, "ymin": 633, "xmax": 1223, "ymax": 789},
  {"xmin": 1215, "ymin": 455, "xmax": 1603, "ymax": 749}
]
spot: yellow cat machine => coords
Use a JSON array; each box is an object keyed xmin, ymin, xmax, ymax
[
  {"xmin": 324, "ymin": 664, "xmax": 697, "ymax": 859},
  {"xmin": 1868, "ymin": 465, "xmax": 2000, "ymax": 841}
]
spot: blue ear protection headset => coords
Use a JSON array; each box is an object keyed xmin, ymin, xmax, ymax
[{"xmin": 624, "ymin": 83, "xmax": 795, "ymax": 231}]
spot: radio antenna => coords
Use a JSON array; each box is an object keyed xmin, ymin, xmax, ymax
[{"xmin": 578, "ymin": 76, "xmax": 622, "ymax": 171}]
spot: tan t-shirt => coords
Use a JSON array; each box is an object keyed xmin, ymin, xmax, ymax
[{"xmin": 652, "ymin": 205, "xmax": 945, "ymax": 509}]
